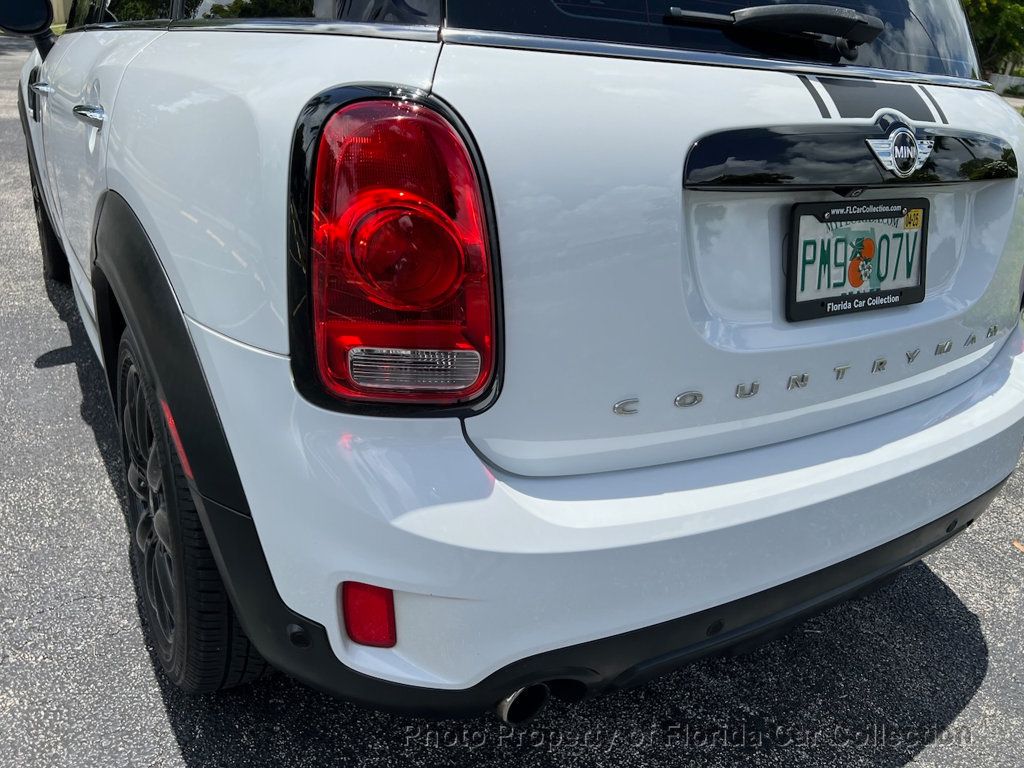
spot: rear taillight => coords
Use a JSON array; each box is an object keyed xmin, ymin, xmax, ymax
[{"xmin": 311, "ymin": 100, "xmax": 495, "ymax": 404}]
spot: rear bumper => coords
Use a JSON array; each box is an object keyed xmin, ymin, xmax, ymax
[
  {"xmin": 197, "ymin": 482, "xmax": 999, "ymax": 717},
  {"xmin": 186, "ymin": 318, "xmax": 1024, "ymax": 716}
]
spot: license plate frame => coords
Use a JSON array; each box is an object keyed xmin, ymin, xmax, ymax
[{"xmin": 786, "ymin": 199, "xmax": 929, "ymax": 322}]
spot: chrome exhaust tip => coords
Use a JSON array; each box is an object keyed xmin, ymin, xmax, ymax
[{"xmin": 496, "ymin": 683, "xmax": 550, "ymax": 725}]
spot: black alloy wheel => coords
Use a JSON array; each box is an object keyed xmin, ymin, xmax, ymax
[
  {"xmin": 122, "ymin": 357, "xmax": 177, "ymax": 656},
  {"xmin": 116, "ymin": 328, "xmax": 268, "ymax": 691}
]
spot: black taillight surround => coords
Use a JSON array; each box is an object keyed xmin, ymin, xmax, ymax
[{"xmin": 287, "ymin": 85, "xmax": 504, "ymax": 417}]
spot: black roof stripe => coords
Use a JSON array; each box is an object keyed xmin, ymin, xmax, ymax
[
  {"xmin": 817, "ymin": 77, "xmax": 933, "ymax": 122},
  {"xmin": 920, "ymin": 86, "xmax": 950, "ymax": 124},
  {"xmin": 798, "ymin": 75, "xmax": 831, "ymax": 119}
]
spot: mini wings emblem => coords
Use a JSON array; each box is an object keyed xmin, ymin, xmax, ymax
[{"xmin": 866, "ymin": 127, "xmax": 934, "ymax": 179}]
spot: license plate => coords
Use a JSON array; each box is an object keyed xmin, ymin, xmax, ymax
[{"xmin": 786, "ymin": 199, "xmax": 929, "ymax": 322}]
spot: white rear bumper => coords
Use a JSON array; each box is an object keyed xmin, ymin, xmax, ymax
[{"xmin": 189, "ymin": 318, "xmax": 1024, "ymax": 690}]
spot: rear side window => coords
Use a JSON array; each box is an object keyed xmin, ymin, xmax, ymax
[
  {"xmin": 446, "ymin": 1, "xmax": 980, "ymax": 80},
  {"xmin": 66, "ymin": 0, "xmax": 170, "ymax": 27},
  {"xmin": 105, "ymin": 0, "xmax": 171, "ymax": 21},
  {"xmin": 65, "ymin": 0, "xmax": 95, "ymax": 29},
  {"xmin": 181, "ymin": 0, "xmax": 440, "ymax": 24}
]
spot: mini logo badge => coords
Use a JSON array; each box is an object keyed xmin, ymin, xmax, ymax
[{"xmin": 867, "ymin": 126, "xmax": 934, "ymax": 179}]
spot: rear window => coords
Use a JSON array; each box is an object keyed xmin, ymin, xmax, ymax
[{"xmin": 445, "ymin": 1, "xmax": 980, "ymax": 80}]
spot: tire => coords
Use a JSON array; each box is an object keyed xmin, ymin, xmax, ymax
[
  {"xmin": 26, "ymin": 149, "xmax": 70, "ymax": 284},
  {"xmin": 116, "ymin": 327, "xmax": 268, "ymax": 692}
]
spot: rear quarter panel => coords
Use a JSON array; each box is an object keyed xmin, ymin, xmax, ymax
[{"xmin": 107, "ymin": 31, "xmax": 442, "ymax": 354}]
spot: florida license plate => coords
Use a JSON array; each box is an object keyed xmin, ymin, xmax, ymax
[{"xmin": 786, "ymin": 199, "xmax": 929, "ymax": 322}]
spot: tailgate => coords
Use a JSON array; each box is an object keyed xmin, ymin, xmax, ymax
[{"xmin": 435, "ymin": 45, "xmax": 1024, "ymax": 477}]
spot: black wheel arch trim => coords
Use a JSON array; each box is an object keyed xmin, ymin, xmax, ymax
[
  {"xmin": 91, "ymin": 191, "xmax": 251, "ymax": 516},
  {"xmin": 286, "ymin": 83, "xmax": 505, "ymax": 418}
]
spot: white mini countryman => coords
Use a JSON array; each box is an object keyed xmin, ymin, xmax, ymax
[{"xmin": 6, "ymin": 0, "xmax": 1024, "ymax": 724}]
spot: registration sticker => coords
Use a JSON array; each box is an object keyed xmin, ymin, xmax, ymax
[{"xmin": 904, "ymin": 208, "xmax": 924, "ymax": 230}]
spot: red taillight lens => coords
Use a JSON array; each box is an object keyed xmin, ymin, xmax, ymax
[
  {"xmin": 341, "ymin": 581, "xmax": 397, "ymax": 648},
  {"xmin": 312, "ymin": 100, "xmax": 495, "ymax": 404}
]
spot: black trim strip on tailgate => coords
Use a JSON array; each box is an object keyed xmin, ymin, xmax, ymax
[{"xmin": 685, "ymin": 120, "xmax": 1017, "ymax": 191}]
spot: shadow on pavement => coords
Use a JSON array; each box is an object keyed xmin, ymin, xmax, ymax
[
  {"xmin": 0, "ymin": 36, "xmax": 34, "ymax": 57},
  {"xmin": 38, "ymin": 278, "xmax": 990, "ymax": 768},
  {"xmin": 38, "ymin": 278, "xmax": 125, "ymax": 503},
  {"xmin": 152, "ymin": 567, "xmax": 989, "ymax": 768}
]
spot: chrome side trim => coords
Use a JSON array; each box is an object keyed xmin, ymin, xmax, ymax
[
  {"xmin": 70, "ymin": 20, "xmax": 170, "ymax": 32},
  {"xmin": 442, "ymin": 28, "xmax": 993, "ymax": 91},
  {"xmin": 168, "ymin": 19, "xmax": 440, "ymax": 42},
  {"xmin": 65, "ymin": 19, "xmax": 439, "ymax": 42}
]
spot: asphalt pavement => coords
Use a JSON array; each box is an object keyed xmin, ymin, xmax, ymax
[{"xmin": 1, "ymin": 35, "xmax": 1023, "ymax": 768}]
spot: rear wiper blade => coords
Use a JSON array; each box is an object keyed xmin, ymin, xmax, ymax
[{"xmin": 666, "ymin": 4, "xmax": 884, "ymax": 61}]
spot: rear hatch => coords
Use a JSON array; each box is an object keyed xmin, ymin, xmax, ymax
[{"xmin": 437, "ymin": 1, "xmax": 1024, "ymax": 477}]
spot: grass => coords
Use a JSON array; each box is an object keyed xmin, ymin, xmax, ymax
[{"xmin": 0, "ymin": 24, "xmax": 64, "ymax": 35}]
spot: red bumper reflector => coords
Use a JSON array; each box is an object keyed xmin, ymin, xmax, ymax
[
  {"xmin": 341, "ymin": 581, "xmax": 397, "ymax": 648},
  {"xmin": 159, "ymin": 400, "xmax": 194, "ymax": 480}
]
